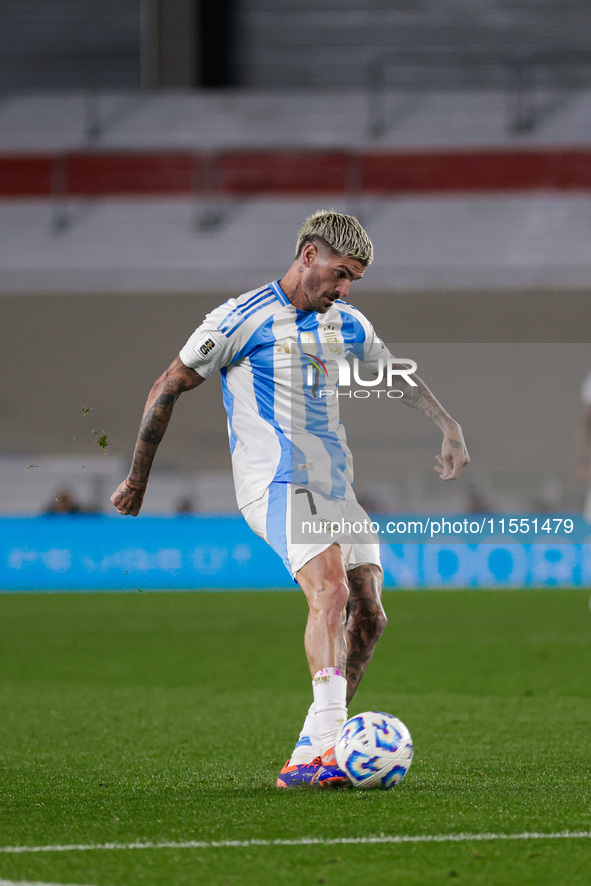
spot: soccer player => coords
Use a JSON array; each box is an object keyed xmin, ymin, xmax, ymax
[{"xmin": 111, "ymin": 209, "xmax": 470, "ymax": 787}]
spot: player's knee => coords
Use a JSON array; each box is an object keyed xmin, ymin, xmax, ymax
[
  {"xmin": 373, "ymin": 603, "xmax": 388, "ymax": 638},
  {"xmin": 309, "ymin": 575, "xmax": 349, "ymax": 620},
  {"xmin": 325, "ymin": 576, "xmax": 350, "ymax": 614}
]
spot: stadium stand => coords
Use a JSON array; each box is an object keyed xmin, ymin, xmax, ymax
[
  {"xmin": 1, "ymin": 88, "xmax": 591, "ymax": 294},
  {"xmin": 1, "ymin": 0, "xmax": 590, "ymax": 517}
]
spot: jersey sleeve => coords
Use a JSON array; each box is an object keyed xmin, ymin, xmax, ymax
[
  {"xmin": 353, "ymin": 310, "xmax": 417, "ymax": 382},
  {"xmin": 355, "ymin": 312, "xmax": 397, "ymax": 373},
  {"xmin": 179, "ymin": 300, "xmax": 241, "ymax": 380}
]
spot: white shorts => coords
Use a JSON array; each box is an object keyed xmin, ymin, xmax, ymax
[{"xmin": 241, "ymin": 483, "xmax": 382, "ymax": 580}]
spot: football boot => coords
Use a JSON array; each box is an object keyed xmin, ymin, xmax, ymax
[
  {"xmin": 276, "ymin": 756, "xmax": 322, "ymax": 788},
  {"xmin": 311, "ymin": 747, "xmax": 351, "ymax": 789}
]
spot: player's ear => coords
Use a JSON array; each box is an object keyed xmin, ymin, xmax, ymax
[{"xmin": 301, "ymin": 242, "xmax": 318, "ymax": 267}]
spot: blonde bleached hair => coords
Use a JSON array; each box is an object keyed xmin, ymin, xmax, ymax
[{"xmin": 294, "ymin": 209, "xmax": 374, "ymax": 266}]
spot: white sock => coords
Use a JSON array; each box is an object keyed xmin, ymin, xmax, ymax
[
  {"xmin": 312, "ymin": 667, "xmax": 348, "ymax": 756},
  {"xmin": 289, "ymin": 703, "xmax": 321, "ymax": 765}
]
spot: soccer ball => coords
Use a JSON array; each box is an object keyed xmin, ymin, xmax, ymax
[{"xmin": 335, "ymin": 711, "xmax": 413, "ymax": 789}]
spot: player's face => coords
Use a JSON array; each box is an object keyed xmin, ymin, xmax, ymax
[{"xmin": 300, "ymin": 243, "xmax": 366, "ymax": 313}]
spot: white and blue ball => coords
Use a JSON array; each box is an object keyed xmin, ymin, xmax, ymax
[{"xmin": 335, "ymin": 711, "xmax": 413, "ymax": 789}]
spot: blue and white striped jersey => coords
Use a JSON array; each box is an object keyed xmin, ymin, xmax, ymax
[{"xmin": 179, "ymin": 279, "xmax": 393, "ymax": 509}]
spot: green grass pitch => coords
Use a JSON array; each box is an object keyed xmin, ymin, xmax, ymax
[{"xmin": 0, "ymin": 589, "xmax": 589, "ymax": 885}]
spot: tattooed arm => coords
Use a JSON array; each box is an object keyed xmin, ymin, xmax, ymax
[
  {"xmin": 391, "ymin": 367, "xmax": 470, "ymax": 481},
  {"xmin": 110, "ymin": 356, "xmax": 205, "ymax": 516}
]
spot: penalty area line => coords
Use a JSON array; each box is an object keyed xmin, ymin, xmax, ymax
[{"xmin": 0, "ymin": 831, "xmax": 590, "ymax": 854}]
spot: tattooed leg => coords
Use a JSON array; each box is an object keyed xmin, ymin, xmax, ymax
[{"xmin": 344, "ymin": 564, "xmax": 387, "ymax": 705}]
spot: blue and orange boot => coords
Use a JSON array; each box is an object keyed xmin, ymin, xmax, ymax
[
  {"xmin": 276, "ymin": 756, "xmax": 322, "ymax": 787},
  {"xmin": 312, "ymin": 747, "xmax": 351, "ymax": 788}
]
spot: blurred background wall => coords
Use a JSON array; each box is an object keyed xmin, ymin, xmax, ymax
[{"xmin": 1, "ymin": 0, "xmax": 591, "ymax": 517}]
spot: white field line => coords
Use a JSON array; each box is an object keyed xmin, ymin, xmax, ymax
[{"xmin": 0, "ymin": 830, "xmax": 590, "ymax": 855}]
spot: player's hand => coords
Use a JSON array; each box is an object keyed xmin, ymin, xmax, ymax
[
  {"xmin": 110, "ymin": 479, "xmax": 146, "ymax": 516},
  {"xmin": 435, "ymin": 423, "xmax": 470, "ymax": 481}
]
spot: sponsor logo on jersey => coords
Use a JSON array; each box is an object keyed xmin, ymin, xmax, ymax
[
  {"xmin": 193, "ymin": 333, "xmax": 222, "ymax": 362},
  {"xmin": 275, "ymin": 338, "xmax": 297, "ymax": 355}
]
